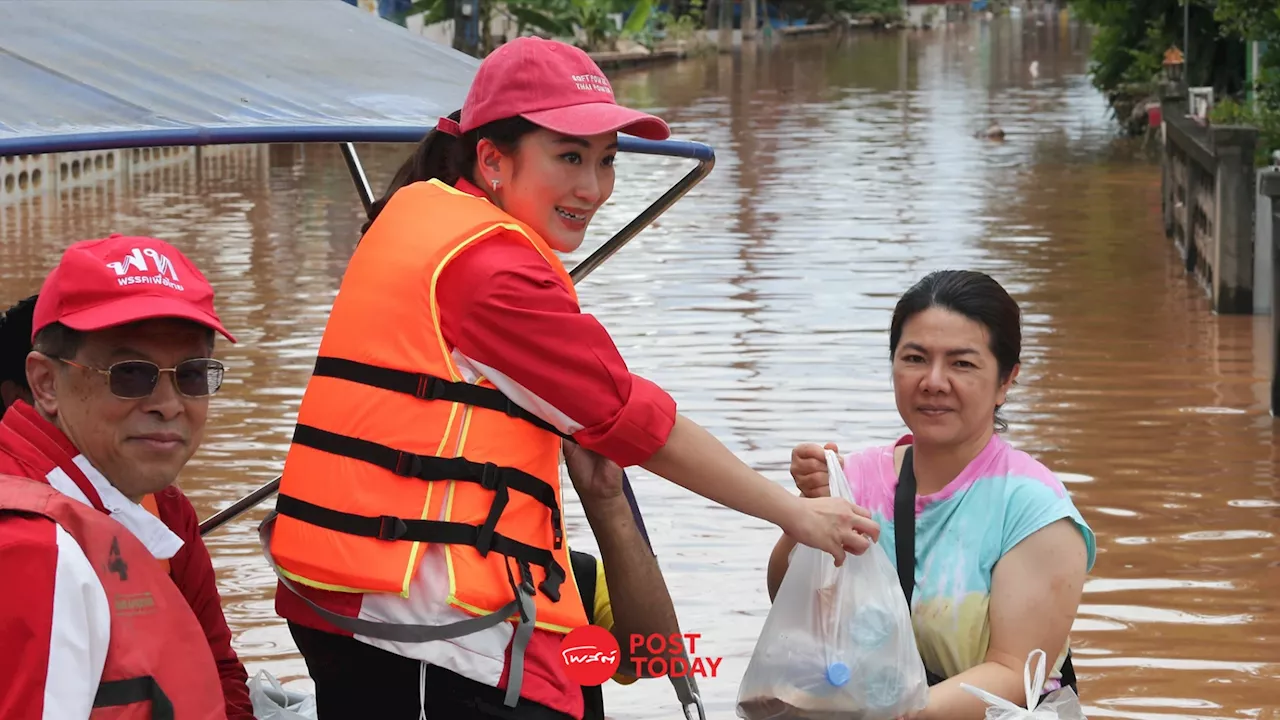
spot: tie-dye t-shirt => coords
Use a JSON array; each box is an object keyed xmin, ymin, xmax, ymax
[{"xmin": 842, "ymin": 433, "xmax": 1096, "ymax": 690}]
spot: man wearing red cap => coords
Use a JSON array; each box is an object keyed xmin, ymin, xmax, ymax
[{"xmin": 0, "ymin": 234, "xmax": 250, "ymax": 718}]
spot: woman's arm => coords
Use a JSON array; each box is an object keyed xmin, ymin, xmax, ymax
[
  {"xmin": 640, "ymin": 415, "xmax": 878, "ymax": 560},
  {"xmin": 909, "ymin": 518, "xmax": 1088, "ymax": 720},
  {"xmin": 437, "ymin": 238, "xmax": 880, "ymax": 561}
]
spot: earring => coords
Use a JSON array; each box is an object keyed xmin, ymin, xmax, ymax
[{"xmin": 490, "ymin": 179, "xmax": 500, "ymax": 190}]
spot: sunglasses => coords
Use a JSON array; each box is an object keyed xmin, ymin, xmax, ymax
[{"xmin": 56, "ymin": 357, "xmax": 225, "ymax": 399}]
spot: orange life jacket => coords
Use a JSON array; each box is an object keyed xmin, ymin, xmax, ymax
[
  {"xmin": 269, "ymin": 178, "xmax": 587, "ymax": 638},
  {"xmin": 0, "ymin": 475, "xmax": 224, "ymax": 719}
]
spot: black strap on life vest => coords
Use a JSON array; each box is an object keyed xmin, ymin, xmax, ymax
[
  {"xmin": 893, "ymin": 446, "xmax": 1079, "ymax": 699},
  {"xmin": 570, "ymin": 550, "xmax": 606, "ymax": 720},
  {"xmin": 312, "ymin": 357, "xmax": 572, "ymax": 441},
  {"xmin": 94, "ymin": 676, "xmax": 174, "ymax": 720},
  {"xmin": 275, "ymin": 494, "xmax": 565, "ymax": 602},
  {"xmin": 290, "ymin": 424, "xmax": 563, "ymax": 553},
  {"xmin": 285, "ymin": 354, "xmax": 571, "ymax": 603}
]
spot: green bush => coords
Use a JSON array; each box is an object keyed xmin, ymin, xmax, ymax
[
  {"xmin": 1068, "ymin": 0, "xmax": 1248, "ymax": 133},
  {"xmin": 1211, "ymin": 0, "xmax": 1280, "ymax": 161}
]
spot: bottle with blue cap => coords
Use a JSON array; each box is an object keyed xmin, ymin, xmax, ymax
[
  {"xmin": 735, "ymin": 448, "xmax": 930, "ymax": 720},
  {"xmin": 854, "ymin": 605, "xmax": 893, "ymax": 647},
  {"xmin": 825, "ymin": 660, "xmax": 851, "ymax": 688}
]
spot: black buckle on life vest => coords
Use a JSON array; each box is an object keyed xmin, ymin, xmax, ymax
[
  {"xmin": 394, "ymin": 452, "xmax": 423, "ymax": 478},
  {"xmin": 414, "ymin": 374, "xmax": 445, "ymax": 401},
  {"xmin": 518, "ymin": 561, "xmax": 536, "ymax": 597},
  {"xmin": 479, "ymin": 462, "xmax": 501, "ymax": 491},
  {"xmin": 475, "ymin": 465, "xmax": 509, "ymax": 557},
  {"xmin": 377, "ymin": 515, "xmax": 408, "ymax": 541},
  {"xmin": 503, "ymin": 396, "xmax": 524, "ymax": 419},
  {"xmin": 551, "ymin": 507, "xmax": 563, "ymax": 550},
  {"xmin": 538, "ymin": 558, "xmax": 564, "ymax": 602}
]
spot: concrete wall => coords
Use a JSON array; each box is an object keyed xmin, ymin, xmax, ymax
[
  {"xmin": 905, "ymin": 1, "xmax": 974, "ymax": 29},
  {"xmin": 0, "ymin": 145, "xmax": 267, "ymax": 228},
  {"xmin": 905, "ymin": 4, "xmax": 946, "ymax": 28}
]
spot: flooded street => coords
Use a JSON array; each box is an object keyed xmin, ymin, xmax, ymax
[{"xmin": 4, "ymin": 14, "xmax": 1279, "ymax": 719}]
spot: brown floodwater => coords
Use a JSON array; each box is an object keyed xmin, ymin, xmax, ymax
[{"xmin": 3, "ymin": 12, "xmax": 1279, "ymax": 719}]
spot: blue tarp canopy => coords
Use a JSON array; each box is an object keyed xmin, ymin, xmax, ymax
[
  {"xmin": 0, "ymin": 0, "xmax": 712, "ymax": 161},
  {"xmin": 0, "ymin": 0, "xmax": 481, "ymax": 155}
]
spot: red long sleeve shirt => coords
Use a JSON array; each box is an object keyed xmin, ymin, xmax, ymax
[
  {"xmin": 151, "ymin": 485, "xmax": 255, "ymax": 718},
  {"xmin": 436, "ymin": 179, "xmax": 677, "ymax": 465}
]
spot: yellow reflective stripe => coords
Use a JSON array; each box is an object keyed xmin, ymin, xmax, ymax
[
  {"xmin": 277, "ymin": 565, "xmax": 371, "ymax": 595},
  {"xmin": 398, "ymin": 480, "xmax": 436, "ymax": 598},
  {"xmin": 446, "ymin": 594, "xmax": 578, "ymax": 635},
  {"xmin": 428, "ymin": 226, "xmax": 536, "ymax": 383},
  {"xmin": 442, "ymin": 404, "xmax": 474, "ymax": 606}
]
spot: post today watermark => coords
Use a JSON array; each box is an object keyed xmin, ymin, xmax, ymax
[{"xmin": 559, "ymin": 625, "xmax": 724, "ymax": 686}]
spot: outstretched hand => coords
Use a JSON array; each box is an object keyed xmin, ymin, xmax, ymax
[
  {"xmin": 780, "ymin": 494, "xmax": 880, "ymax": 567},
  {"xmin": 784, "ymin": 441, "xmax": 878, "ymax": 565}
]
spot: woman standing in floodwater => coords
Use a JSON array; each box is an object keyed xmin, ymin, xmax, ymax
[{"xmin": 772, "ymin": 270, "xmax": 1095, "ymax": 718}]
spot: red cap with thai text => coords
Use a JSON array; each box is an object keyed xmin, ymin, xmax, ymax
[
  {"xmin": 32, "ymin": 234, "xmax": 236, "ymax": 343},
  {"xmin": 453, "ymin": 36, "xmax": 670, "ymax": 141}
]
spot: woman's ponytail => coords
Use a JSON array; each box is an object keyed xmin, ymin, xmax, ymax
[
  {"xmin": 361, "ymin": 110, "xmax": 540, "ymax": 236},
  {"xmin": 362, "ymin": 109, "xmax": 465, "ymax": 235}
]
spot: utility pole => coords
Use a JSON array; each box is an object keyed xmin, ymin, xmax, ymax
[
  {"xmin": 453, "ymin": 0, "xmax": 480, "ymax": 56},
  {"xmin": 1183, "ymin": 0, "xmax": 1190, "ymax": 74},
  {"xmin": 718, "ymin": 0, "xmax": 733, "ymax": 52}
]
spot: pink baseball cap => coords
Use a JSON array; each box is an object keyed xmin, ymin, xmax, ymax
[
  {"xmin": 446, "ymin": 37, "xmax": 670, "ymax": 141},
  {"xmin": 32, "ymin": 234, "xmax": 236, "ymax": 343}
]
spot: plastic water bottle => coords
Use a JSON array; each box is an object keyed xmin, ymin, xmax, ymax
[{"xmin": 851, "ymin": 605, "xmax": 894, "ymax": 649}]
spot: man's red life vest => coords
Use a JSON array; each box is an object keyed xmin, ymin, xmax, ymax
[{"xmin": 0, "ymin": 475, "xmax": 225, "ymax": 719}]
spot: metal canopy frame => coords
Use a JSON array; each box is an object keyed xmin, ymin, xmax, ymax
[{"xmin": 4, "ymin": 132, "xmax": 715, "ymax": 294}]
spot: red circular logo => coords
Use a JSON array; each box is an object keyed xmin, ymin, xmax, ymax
[{"xmin": 559, "ymin": 625, "xmax": 620, "ymax": 686}]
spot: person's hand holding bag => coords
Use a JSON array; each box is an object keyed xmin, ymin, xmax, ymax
[
  {"xmin": 960, "ymin": 650, "xmax": 1087, "ymax": 720},
  {"xmin": 784, "ymin": 493, "xmax": 880, "ymax": 566},
  {"xmin": 790, "ymin": 442, "xmax": 844, "ymax": 498},
  {"xmin": 737, "ymin": 450, "xmax": 928, "ymax": 720},
  {"xmin": 786, "ymin": 443, "xmax": 877, "ymax": 565}
]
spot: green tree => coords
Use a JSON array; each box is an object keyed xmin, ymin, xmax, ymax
[
  {"xmin": 1215, "ymin": 0, "xmax": 1280, "ymax": 110},
  {"xmin": 407, "ymin": 0, "xmax": 654, "ymax": 54},
  {"xmin": 773, "ymin": 0, "xmax": 903, "ymax": 24},
  {"xmin": 504, "ymin": 0, "xmax": 655, "ymax": 51},
  {"xmin": 1067, "ymin": 0, "xmax": 1248, "ymax": 132},
  {"xmin": 1207, "ymin": 0, "xmax": 1280, "ymax": 158}
]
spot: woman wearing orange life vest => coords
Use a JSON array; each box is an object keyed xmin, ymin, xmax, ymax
[{"xmin": 268, "ymin": 37, "xmax": 880, "ymax": 719}]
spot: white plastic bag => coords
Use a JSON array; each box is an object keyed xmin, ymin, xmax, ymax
[
  {"xmin": 961, "ymin": 650, "xmax": 1087, "ymax": 720},
  {"xmin": 248, "ymin": 669, "xmax": 318, "ymax": 720},
  {"xmin": 736, "ymin": 450, "xmax": 929, "ymax": 720}
]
